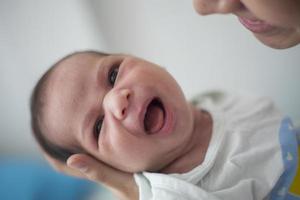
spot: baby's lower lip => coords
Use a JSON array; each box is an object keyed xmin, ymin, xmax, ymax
[
  {"xmin": 159, "ymin": 103, "xmax": 174, "ymax": 136},
  {"xmin": 238, "ymin": 17, "xmax": 275, "ymax": 33},
  {"xmin": 154, "ymin": 100, "xmax": 174, "ymax": 136}
]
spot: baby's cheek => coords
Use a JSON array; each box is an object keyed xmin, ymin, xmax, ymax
[{"xmin": 117, "ymin": 140, "xmax": 160, "ymax": 171}]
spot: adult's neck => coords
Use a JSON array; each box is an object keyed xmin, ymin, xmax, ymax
[{"xmin": 160, "ymin": 105, "xmax": 213, "ymax": 174}]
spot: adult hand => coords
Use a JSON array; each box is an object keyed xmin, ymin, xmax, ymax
[{"xmin": 44, "ymin": 153, "xmax": 139, "ymax": 200}]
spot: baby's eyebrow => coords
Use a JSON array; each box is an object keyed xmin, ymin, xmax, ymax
[
  {"xmin": 96, "ymin": 59, "xmax": 106, "ymax": 86},
  {"xmin": 80, "ymin": 64, "xmax": 103, "ymax": 141},
  {"xmin": 79, "ymin": 59, "xmax": 107, "ymax": 149}
]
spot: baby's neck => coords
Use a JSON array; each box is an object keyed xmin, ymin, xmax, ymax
[{"xmin": 159, "ymin": 106, "xmax": 212, "ymax": 174}]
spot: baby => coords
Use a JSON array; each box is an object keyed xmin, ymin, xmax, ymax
[{"xmin": 31, "ymin": 51, "xmax": 300, "ymax": 200}]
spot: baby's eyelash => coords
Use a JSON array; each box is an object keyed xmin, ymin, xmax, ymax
[
  {"xmin": 94, "ymin": 117, "xmax": 104, "ymax": 140},
  {"xmin": 108, "ymin": 65, "xmax": 119, "ymax": 86}
]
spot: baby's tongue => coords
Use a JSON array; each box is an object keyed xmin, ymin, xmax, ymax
[{"xmin": 145, "ymin": 103, "xmax": 164, "ymax": 134}]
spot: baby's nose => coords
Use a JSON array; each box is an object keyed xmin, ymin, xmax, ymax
[
  {"xmin": 193, "ymin": 0, "xmax": 242, "ymax": 15},
  {"xmin": 104, "ymin": 88, "xmax": 131, "ymax": 120}
]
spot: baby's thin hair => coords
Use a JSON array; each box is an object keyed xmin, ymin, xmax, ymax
[{"xmin": 30, "ymin": 50, "xmax": 109, "ymax": 162}]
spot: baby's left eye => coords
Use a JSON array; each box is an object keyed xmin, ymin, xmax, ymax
[
  {"xmin": 108, "ymin": 66, "xmax": 119, "ymax": 86},
  {"xmin": 94, "ymin": 117, "xmax": 104, "ymax": 140}
]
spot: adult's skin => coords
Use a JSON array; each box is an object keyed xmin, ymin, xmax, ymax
[
  {"xmin": 45, "ymin": 153, "xmax": 138, "ymax": 200},
  {"xmin": 193, "ymin": 0, "xmax": 300, "ymax": 49}
]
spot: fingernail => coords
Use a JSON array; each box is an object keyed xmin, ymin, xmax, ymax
[{"xmin": 67, "ymin": 160, "xmax": 88, "ymax": 173}]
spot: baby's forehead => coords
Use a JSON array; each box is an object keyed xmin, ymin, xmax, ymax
[
  {"xmin": 48, "ymin": 53, "xmax": 105, "ymax": 92},
  {"xmin": 43, "ymin": 56, "xmax": 98, "ymax": 145},
  {"xmin": 54, "ymin": 53, "xmax": 101, "ymax": 73}
]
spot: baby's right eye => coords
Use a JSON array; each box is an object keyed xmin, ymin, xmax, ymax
[
  {"xmin": 94, "ymin": 117, "xmax": 104, "ymax": 140},
  {"xmin": 108, "ymin": 65, "xmax": 119, "ymax": 86}
]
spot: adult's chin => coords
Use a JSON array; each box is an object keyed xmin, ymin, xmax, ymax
[{"xmin": 253, "ymin": 29, "xmax": 300, "ymax": 49}]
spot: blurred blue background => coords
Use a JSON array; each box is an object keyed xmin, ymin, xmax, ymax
[
  {"xmin": 0, "ymin": 0, "xmax": 299, "ymax": 199},
  {"xmin": 0, "ymin": 158, "xmax": 93, "ymax": 200}
]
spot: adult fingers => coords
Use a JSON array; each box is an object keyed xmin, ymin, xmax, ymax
[
  {"xmin": 43, "ymin": 153, "xmax": 85, "ymax": 179},
  {"xmin": 67, "ymin": 154, "xmax": 138, "ymax": 200}
]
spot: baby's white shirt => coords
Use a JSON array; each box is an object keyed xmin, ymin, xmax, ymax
[{"xmin": 134, "ymin": 91, "xmax": 285, "ymax": 200}]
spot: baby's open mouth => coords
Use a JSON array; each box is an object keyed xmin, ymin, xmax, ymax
[{"xmin": 144, "ymin": 98, "xmax": 166, "ymax": 134}]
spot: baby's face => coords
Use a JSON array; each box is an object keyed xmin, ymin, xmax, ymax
[{"xmin": 43, "ymin": 53, "xmax": 194, "ymax": 172}]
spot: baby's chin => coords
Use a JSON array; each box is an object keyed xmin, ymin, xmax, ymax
[{"xmin": 113, "ymin": 159, "xmax": 168, "ymax": 174}]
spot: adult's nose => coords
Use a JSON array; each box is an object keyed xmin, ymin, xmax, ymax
[
  {"xmin": 103, "ymin": 88, "xmax": 131, "ymax": 120},
  {"xmin": 193, "ymin": 0, "xmax": 242, "ymax": 15}
]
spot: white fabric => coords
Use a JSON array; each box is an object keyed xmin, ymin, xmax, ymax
[{"xmin": 134, "ymin": 91, "xmax": 284, "ymax": 200}]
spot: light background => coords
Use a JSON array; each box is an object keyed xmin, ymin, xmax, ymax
[{"xmin": 0, "ymin": 0, "xmax": 299, "ymax": 159}]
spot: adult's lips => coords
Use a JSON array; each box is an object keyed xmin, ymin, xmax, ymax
[
  {"xmin": 238, "ymin": 16, "xmax": 275, "ymax": 33},
  {"xmin": 144, "ymin": 98, "xmax": 166, "ymax": 134}
]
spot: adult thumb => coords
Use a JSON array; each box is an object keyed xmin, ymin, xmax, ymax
[{"xmin": 66, "ymin": 153, "xmax": 138, "ymax": 200}]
